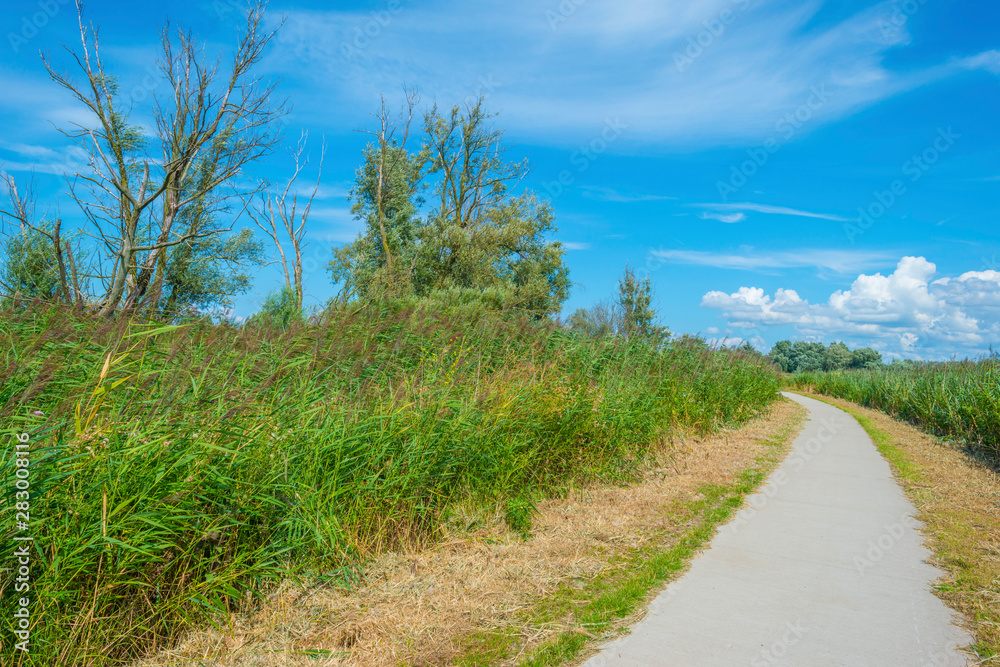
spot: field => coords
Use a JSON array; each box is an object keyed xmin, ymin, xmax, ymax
[
  {"xmin": 0, "ymin": 303, "xmax": 779, "ymax": 666},
  {"xmin": 793, "ymin": 360, "xmax": 1000, "ymax": 461}
]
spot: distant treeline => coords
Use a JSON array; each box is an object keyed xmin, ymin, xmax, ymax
[{"xmin": 767, "ymin": 340, "xmax": 883, "ymax": 373}]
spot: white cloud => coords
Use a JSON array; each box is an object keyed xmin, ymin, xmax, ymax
[
  {"xmin": 700, "ymin": 256, "xmax": 1000, "ymax": 358},
  {"xmin": 561, "ymin": 241, "xmax": 591, "ymax": 250},
  {"xmin": 579, "ymin": 186, "xmax": 676, "ymax": 203},
  {"xmin": 699, "ymin": 211, "xmax": 746, "ymax": 223},
  {"xmin": 694, "ymin": 202, "xmax": 852, "ymax": 222},
  {"xmin": 306, "ymin": 206, "xmax": 362, "ymax": 243},
  {"xmin": 0, "ymin": 143, "xmax": 92, "ymax": 176},
  {"xmin": 262, "ymin": 0, "xmax": 1000, "ymax": 147},
  {"xmin": 651, "ymin": 248, "xmax": 897, "ymax": 274}
]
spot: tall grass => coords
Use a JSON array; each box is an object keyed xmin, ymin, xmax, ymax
[
  {"xmin": 0, "ymin": 303, "xmax": 779, "ymax": 665},
  {"xmin": 793, "ymin": 360, "xmax": 1000, "ymax": 460}
]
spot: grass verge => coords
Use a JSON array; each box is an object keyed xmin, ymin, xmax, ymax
[
  {"xmin": 453, "ymin": 398, "xmax": 806, "ymax": 666},
  {"xmin": 794, "ymin": 391, "xmax": 1000, "ymax": 660}
]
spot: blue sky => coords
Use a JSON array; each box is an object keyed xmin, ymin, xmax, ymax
[{"xmin": 1, "ymin": 0, "xmax": 999, "ymax": 359}]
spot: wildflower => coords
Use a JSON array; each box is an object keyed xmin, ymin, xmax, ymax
[{"xmin": 32, "ymin": 410, "xmax": 44, "ymax": 416}]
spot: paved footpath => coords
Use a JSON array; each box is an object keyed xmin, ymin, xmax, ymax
[{"xmin": 582, "ymin": 392, "xmax": 972, "ymax": 666}]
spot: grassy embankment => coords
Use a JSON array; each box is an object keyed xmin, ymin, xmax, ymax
[{"xmin": 0, "ymin": 303, "xmax": 779, "ymax": 666}]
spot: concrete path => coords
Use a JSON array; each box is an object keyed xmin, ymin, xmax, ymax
[{"xmin": 582, "ymin": 392, "xmax": 972, "ymax": 667}]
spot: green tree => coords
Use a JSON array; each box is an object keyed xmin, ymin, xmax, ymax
[
  {"xmin": 331, "ymin": 96, "xmax": 570, "ymax": 318},
  {"xmin": 330, "ymin": 142, "xmax": 427, "ymax": 302},
  {"xmin": 0, "ymin": 219, "xmax": 89, "ymax": 307},
  {"xmin": 247, "ymin": 285, "xmax": 303, "ymax": 328},
  {"xmin": 617, "ymin": 264, "xmax": 669, "ymax": 343},
  {"xmin": 850, "ymin": 347, "xmax": 883, "ymax": 369},
  {"xmin": 791, "ymin": 341, "xmax": 826, "ymax": 372},
  {"xmin": 158, "ymin": 228, "xmax": 263, "ymax": 318},
  {"xmin": 415, "ymin": 98, "xmax": 569, "ymax": 316},
  {"xmin": 567, "ymin": 300, "xmax": 618, "ymax": 338},
  {"xmin": 768, "ymin": 340, "xmax": 794, "ymax": 372},
  {"xmin": 330, "ymin": 93, "xmax": 428, "ymax": 303},
  {"xmin": 1, "ymin": 222, "xmax": 63, "ymax": 302},
  {"xmin": 824, "ymin": 341, "xmax": 853, "ymax": 371},
  {"xmin": 30, "ymin": 3, "xmax": 284, "ymax": 317}
]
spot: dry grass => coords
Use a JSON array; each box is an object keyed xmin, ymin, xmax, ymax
[
  {"xmin": 132, "ymin": 398, "xmax": 806, "ymax": 667},
  {"xmin": 798, "ymin": 392, "xmax": 1000, "ymax": 658}
]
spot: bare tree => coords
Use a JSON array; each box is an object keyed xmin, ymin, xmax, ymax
[
  {"xmin": 248, "ymin": 132, "xmax": 324, "ymax": 310},
  {"xmin": 39, "ymin": 0, "xmax": 286, "ymax": 316}
]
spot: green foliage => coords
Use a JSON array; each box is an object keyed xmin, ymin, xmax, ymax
[
  {"xmin": 768, "ymin": 339, "xmax": 883, "ymax": 373},
  {"xmin": 415, "ymin": 193, "xmax": 569, "ymax": 316},
  {"xmin": 0, "ymin": 303, "xmax": 780, "ymax": 665},
  {"xmin": 567, "ymin": 266, "xmax": 670, "ymax": 344},
  {"xmin": 248, "ymin": 285, "xmax": 304, "ymax": 328},
  {"xmin": 617, "ymin": 265, "xmax": 669, "ymax": 343},
  {"xmin": 823, "ymin": 341, "xmax": 852, "ymax": 371},
  {"xmin": 1, "ymin": 224, "xmax": 60, "ymax": 300},
  {"xmin": 0, "ymin": 222, "xmax": 78, "ymax": 303},
  {"xmin": 159, "ymin": 228, "xmax": 264, "ymax": 317},
  {"xmin": 849, "ymin": 346, "xmax": 883, "ymax": 369},
  {"xmin": 793, "ymin": 359, "xmax": 1000, "ymax": 460},
  {"xmin": 330, "ymin": 101, "xmax": 570, "ymax": 318}
]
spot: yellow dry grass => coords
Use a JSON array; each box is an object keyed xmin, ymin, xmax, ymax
[
  {"xmin": 798, "ymin": 392, "xmax": 1000, "ymax": 658},
  {"xmin": 133, "ymin": 398, "xmax": 806, "ymax": 667}
]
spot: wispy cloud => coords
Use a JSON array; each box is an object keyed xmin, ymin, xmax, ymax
[
  {"xmin": 560, "ymin": 241, "xmax": 591, "ymax": 250},
  {"xmin": 651, "ymin": 248, "xmax": 898, "ymax": 274},
  {"xmin": 694, "ymin": 202, "xmax": 852, "ymax": 222},
  {"xmin": 305, "ymin": 206, "xmax": 361, "ymax": 243},
  {"xmin": 263, "ymin": 0, "xmax": 1000, "ymax": 147},
  {"xmin": 579, "ymin": 186, "xmax": 675, "ymax": 203},
  {"xmin": 699, "ymin": 210, "xmax": 746, "ymax": 223}
]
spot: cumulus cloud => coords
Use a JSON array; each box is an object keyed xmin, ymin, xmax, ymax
[{"xmin": 700, "ymin": 256, "xmax": 1000, "ymax": 358}]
